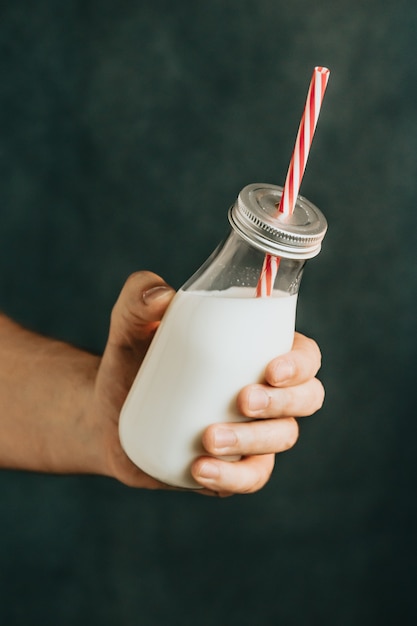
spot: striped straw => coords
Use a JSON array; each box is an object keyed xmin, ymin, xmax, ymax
[{"xmin": 255, "ymin": 66, "xmax": 330, "ymax": 297}]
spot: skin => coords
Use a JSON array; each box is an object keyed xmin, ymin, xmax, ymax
[{"xmin": 0, "ymin": 271, "xmax": 324, "ymax": 497}]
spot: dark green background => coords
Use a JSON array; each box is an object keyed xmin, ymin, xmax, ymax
[{"xmin": 1, "ymin": 1, "xmax": 416, "ymax": 624}]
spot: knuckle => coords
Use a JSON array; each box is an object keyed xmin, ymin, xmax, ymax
[
  {"xmin": 305, "ymin": 336, "xmax": 322, "ymax": 371},
  {"xmin": 296, "ymin": 332, "xmax": 322, "ymax": 373},
  {"xmin": 307, "ymin": 335, "xmax": 321, "ymax": 355},
  {"xmin": 249, "ymin": 456, "xmax": 275, "ymax": 493},
  {"xmin": 283, "ymin": 418, "xmax": 299, "ymax": 450},
  {"xmin": 127, "ymin": 270, "xmax": 159, "ymax": 286},
  {"xmin": 317, "ymin": 379, "xmax": 325, "ymax": 409},
  {"xmin": 224, "ymin": 456, "xmax": 275, "ymax": 495},
  {"xmin": 311, "ymin": 378, "xmax": 325, "ymax": 412}
]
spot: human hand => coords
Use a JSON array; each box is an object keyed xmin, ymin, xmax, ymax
[
  {"xmin": 93, "ymin": 272, "xmax": 324, "ymax": 496},
  {"xmin": 192, "ymin": 332, "xmax": 324, "ymax": 497}
]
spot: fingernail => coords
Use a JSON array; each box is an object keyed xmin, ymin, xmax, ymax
[
  {"xmin": 247, "ymin": 387, "xmax": 270, "ymax": 411},
  {"xmin": 142, "ymin": 285, "xmax": 173, "ymax": 305},
  {"xmin": 272, "ymin": 360, "xmax": 295, "ymax": 383},
  {"xmin": 213, "ymin": 428, "xmax": 237, "ymax": 450},
  {"xmin": 197, "ymin": 462, "xmax": 220, "ymax": 480}
]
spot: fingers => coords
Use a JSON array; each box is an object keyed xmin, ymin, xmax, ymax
[
  {"xmin": 237, "ymin": 377, "xmax": 325, "ymax": 419},
  {"xmin": 236, "ymin": 330, "xmax": 324, "ymax": 419},
  {"xmin": 193, "ymin": 417, "xmax": 299, "ymax": 494},
  {"xmin": 192, "ymin": 453, "xmax": 276, "ymax": 495},
  {"xmin": 202, "ymin": 417, "xmax": 299, "ymax": 457},
  {"xmin": 192, "ymin": 330, "xmax": 325, "ymax": 495},
  {"xmin": 109, "ymin": 271, "xmax": 176, "ymax": 351},
  {"xmin": 264, "ymin": 331, "xmax": 322, "ymax": 388}
]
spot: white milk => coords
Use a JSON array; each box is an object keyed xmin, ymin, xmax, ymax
[{"xmin": 119, "ymin": 287, "xmax": 297, "ymax": 489}]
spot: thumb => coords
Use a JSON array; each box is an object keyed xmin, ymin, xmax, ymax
[
  {"xmin": 93, "ymin": 273, "xmax": 175, "ymax": 461},
  {"xmin": 108, "ymin": 271, "xmax": 176, "ymax": 357}
]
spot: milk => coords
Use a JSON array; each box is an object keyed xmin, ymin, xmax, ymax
[{"xmin": 119, "ymin": 287, "xmax": 297, "ymax": 489}]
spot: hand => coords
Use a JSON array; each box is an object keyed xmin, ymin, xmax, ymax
[
  {"xmin": 192, "ymin": 332, "xmax": 324, "ymax": 497},
  {"xmin": 93, "ymin": 272, "xmax": 324, "ymax": 496}
]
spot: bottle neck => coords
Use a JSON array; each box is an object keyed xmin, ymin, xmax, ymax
[{"xmin": 182, "ymin": 230, "xmax": 306, "ymax": 296}]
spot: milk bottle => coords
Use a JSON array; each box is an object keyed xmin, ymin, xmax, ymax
[{"xmin": 119, "ymin": 183, "xmax": 327, "ymax": 489}]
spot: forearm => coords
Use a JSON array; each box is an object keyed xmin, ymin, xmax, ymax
[{"xmin": 0, "ymin": 314, "xmax": 103, "ymax": 474}]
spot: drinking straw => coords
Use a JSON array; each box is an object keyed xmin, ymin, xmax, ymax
[{"xmin": 255, "ymin": 66, "xmax": 330, "ymax": 297}]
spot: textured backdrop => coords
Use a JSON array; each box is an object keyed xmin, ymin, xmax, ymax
[{"xmin": 0, "ymin": 1, "xmax": 416, "ymax": 625}]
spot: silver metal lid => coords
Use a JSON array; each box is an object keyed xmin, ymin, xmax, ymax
[{"xmin": 228, "ymin": 183, "xmax": 328, "ymax": 259}]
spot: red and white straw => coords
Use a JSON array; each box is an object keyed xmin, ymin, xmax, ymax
[
  {"xmin": 277, "ymin": 66, "xmax": 330, "ymax": 217},
  {"xmin": 255, "ymin": 66, "xmax": 330, "ymax": 297}
]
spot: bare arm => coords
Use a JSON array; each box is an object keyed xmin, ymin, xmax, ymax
[{"xmin": 0, "ymin": 314, "xmax": 101, "ymax": 474}]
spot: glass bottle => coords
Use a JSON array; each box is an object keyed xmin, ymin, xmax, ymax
[{"xmin": 119, "ymin": 183, "xmax": 327, "ymax": 489}]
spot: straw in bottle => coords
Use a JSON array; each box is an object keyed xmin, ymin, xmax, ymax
[{"xmin": 255, "ymin": 66, "xmax": 330, "ymax": 297}]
